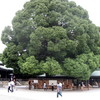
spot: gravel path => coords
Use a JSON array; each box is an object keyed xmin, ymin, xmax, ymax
[{"xmin": 0, "ymin": 87, "xmax": 100, "ymax": 100}]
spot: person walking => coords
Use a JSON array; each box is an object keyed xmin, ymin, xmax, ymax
[
  {"xmin": 10, "ymin": 80, "xmax": 15, "ymax": 92},
  {"xmin": 59, "ymin": 82, "xmax": 62, "ymax": 95},
  {"xmin": 8, "ymin": 81, "xmax": 11, "ymax": 92},
  {"xmin": 57, "ymin": 82, "xmax": 62, "ymax": 98}
]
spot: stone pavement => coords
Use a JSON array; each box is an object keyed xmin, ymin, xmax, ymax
[{"xmin": 0, "ymin": 87, "xmax": 100, "ymax": 100}]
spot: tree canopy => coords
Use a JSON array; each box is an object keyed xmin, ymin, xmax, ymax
[{"xmin": 1, "ymin": 0, "xmax": 100, "ymax": 80}]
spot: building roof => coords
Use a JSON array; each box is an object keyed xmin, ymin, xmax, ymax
[
  {"xmin": 0, "ymin": 61, "xmax": 13, "ymax": 71},
  {"xmin": 91, "ymin": 69, "xmax": 100, "ymax": 77},
  {"xmin": 0, "ymin": 65, "xmax": 13, "ymax": 71},
  {"xmin": 37, "ymin": 74, "xmax": 75, "ymax": 79}
]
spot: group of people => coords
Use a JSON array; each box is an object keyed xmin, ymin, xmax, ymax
[{"xmin": 28, "ymin": 80, "xmax": 63, "ymax": 98}]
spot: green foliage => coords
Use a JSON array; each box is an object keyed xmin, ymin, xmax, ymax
[
  {"xmin": 42, "ymin": 57, "xmax": 63, "ymax": 75},
  {"xmin": 63, "ymin": 58, "xmax": 91, "ymax": 80},
  {"xmin": 76, "ymin": 53, "xmax": 100, "ymax": 72},
  {"xmin": 76, "ymin": 34, "xmax": 91, "ymax": 54},
  {"xmin": 1, "ymin": 0, "xmax": 100, "ymax": 79},
  {"xmin": 30, "ymin": 26, "xmax": 68, "ymax": 61},
  {"xmin": 2, "ymin": 43, "xmax": 19, "ymax": 73},
  {"xmin": 20, "ymin": 56, "xmax": 40, "ymax": 74},
  {"xmin": 1, "ymin": 26, "xmax": 14, "ymax": 45},
  {"xmin": 0, "ymin": 53, "xmax": 2, "ymax": 61}
]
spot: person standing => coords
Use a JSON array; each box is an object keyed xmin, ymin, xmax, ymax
[
  {"xmin": 43, "ymin": 82, "xmax": 47, "ymax": 90},
  {"xmin": 81, "ymin": 82, "xmax": 85, "ymax": 91},
  {"xmin": 32, "ymin": 80, "xmax": 34, "ymax": 89},
  {"xmin": 28, "ymin": 80, "xmax": 32, "ymax": 90},
  {"xmin": 51, "ymin": 83, "xmax": 54, "ymax": 91}
]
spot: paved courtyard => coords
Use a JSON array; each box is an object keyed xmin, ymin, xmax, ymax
[{"xmin": 0, "ymin": 87, "xmax": 100, "ymax": 100}]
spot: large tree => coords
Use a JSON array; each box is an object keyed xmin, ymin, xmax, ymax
[{"xmin": 1, "ymin": 0, "xmax": 100, "ymax": 79}]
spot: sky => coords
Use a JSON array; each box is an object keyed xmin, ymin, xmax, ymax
[{"xmin": 0, "ymin": 0, "xmax": 100, "ymax": 53}]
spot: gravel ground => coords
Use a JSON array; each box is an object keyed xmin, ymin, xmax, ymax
[{"xmin": 0, "ymin": 87, "xmax": 100, "ymax": 100}]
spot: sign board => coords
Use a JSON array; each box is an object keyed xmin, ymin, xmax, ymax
[
  {"xmin": 34, "ymin": 80, "xmax": 38, "ymax": 83},
  {"xmin": 49, "ymin": 80, "xmax": 57, "ymax": 85}
]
